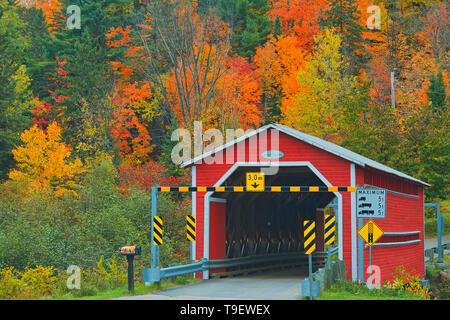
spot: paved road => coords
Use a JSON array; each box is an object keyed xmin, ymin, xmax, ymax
[
  {"xmin": 115, "ymin": 267, "xmax": 308, "ymax": 300},
  {"xmin": 424, "ymin": 234, "xmax": 450, "ymax": 250}
]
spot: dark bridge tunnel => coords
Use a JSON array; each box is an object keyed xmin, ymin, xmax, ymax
[{"xmin": 210, "ymin": 166, "xmax": 336, "ymax": 262}]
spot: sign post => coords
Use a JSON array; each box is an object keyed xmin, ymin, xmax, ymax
[
  {"xmin": 120, "ymin": 246, "xmax": 141, "ymax": 293},
  {"xmin": 358, "ymin": 219, "xmax": 384, "ymax": 292},
  {"xmin": 356, "ymin": 187, "xmax": 385, "ymax": 282},
  {"xmin": 301, "ymin": 220, "xmax": 320, "ymax": 299}
]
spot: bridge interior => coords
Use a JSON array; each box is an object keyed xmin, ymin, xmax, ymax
[{"xmin": 211, "ymin": 166, "xmax": 336, "ymax": 268}]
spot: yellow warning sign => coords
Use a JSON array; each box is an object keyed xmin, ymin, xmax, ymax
[
  {"xmin": 246, "ymin": 172, "xmax": 265, "ymax": 192},
  {"xmin": 358, "ymin": 219, "xmax": 384, "ymax": 246}
]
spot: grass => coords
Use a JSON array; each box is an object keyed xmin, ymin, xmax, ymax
[
  {"xmin": 48, "ymin": 276, "xmax": 201, "ymax": 300},
  {"xmin": 316, "ymin": 280, "xmax": 428, "ymax": 300}
]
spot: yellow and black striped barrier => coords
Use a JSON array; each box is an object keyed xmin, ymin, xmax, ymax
[
  {"xmin": 303, "ymin": 220, "xmax": 316, "ymax": 255},
  {"xmin": 324, "ymin": 214, "xmax": 336, "ymax": 246},
  {"xmin": 186, "ymin": 215, "xmax": 196, "ymax": 242},
  {"xmin": 153, "ymin": 216, "xmax": 163, "ymax": 246},
  {"xmin": 158, "ymin": 186, "xmax": 356, "ymax": 192}
]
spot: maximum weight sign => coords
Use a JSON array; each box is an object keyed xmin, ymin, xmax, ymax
[{"xmin": 356, "ymin": 188, "xmax": 386, "ymax": 219}]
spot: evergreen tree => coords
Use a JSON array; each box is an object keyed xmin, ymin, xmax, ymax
[
  {"xmin": 0, "ymin": 1, "xmax": 34, "ymax": 179},
  {"xmin": 17, "ymin": 6, "xmax": 55, "ymax": 101},
  {"xmin": 48, "ymin": 0, "xmax": 133, "ymax": 153},
  {"xmin": 216, "ymin": 0, "xmax": 271, "ymax": 57},
  {"xmin": 272, "ymin": 14, "xmax": 281, "ymax": 39},
  {"xmin": 427, "ymin": 69, "xmax": 447, "ymax": 111},
  {"xmin": 322, "ymin": 0, "xmax": 368, "ymax": 74}
]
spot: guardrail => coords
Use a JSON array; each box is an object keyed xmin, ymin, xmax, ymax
[
  {"xmin": 326, "ymin": 246, "xmax": 339, "ymax": 269},
  {"xmin": 143, "ymin": 251, "xmax": 329, "ymax": 283}
]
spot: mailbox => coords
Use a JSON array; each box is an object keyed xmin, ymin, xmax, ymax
[{"xmin": 120, "ymin": 246, "xmax": 141, "ymax": 255}]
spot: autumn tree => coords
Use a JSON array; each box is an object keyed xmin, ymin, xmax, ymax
[
  {"xmin": 139, "ymin": 0, "xmax": 232, "ymax": 130},
  {"xmin": 105, "ymin": 25, "xmax": 158, "ymax": 165},
  {"xmin": 269, "ymin": 0, "xmax": 327, "ymax": 50},
  {"xmin": 254, "ymin": 34, "xmax": 307, "ymax": 123},
  {"xmin": 419, "ymin": 1, "xmax": 448, "ymax": 68},
  {"xmin": 16, "ymin": 0, "xmax": 63, "ymax": 32},
  {"xmin": 9, "ymin": 122, "xmax": 85, "ymax": 196},
  {"xmin": 48, "ymin": 0, "xmax": 135, "ymax": 158},
  {"xmin": 284, "ymin": 29, "xmax": 359, "ymax": 141},
  {"xmin": 209, "ymin": 55, "xmax": 263, "ymax": 130}
]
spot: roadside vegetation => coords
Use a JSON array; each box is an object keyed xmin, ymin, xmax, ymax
[
  {"xmin": 0, "ymin": 252, "xmax": 199, "ymax": 300},
  {"xmin": 318, "ymin": 265, "xmax": 432, "ymax": 300},
  {"xmin": 0, "ymin": 157, "xmax": 192, "ymax": 300}
]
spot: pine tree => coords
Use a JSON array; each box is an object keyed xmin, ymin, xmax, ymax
[
  {"xmin": 48, "ymin": 0, "xmax": 132, "ymax": 153},
  {"xmin": 427, "ymin": 69, "xmax": 447, "ymax": 111},
  {"xmin": 322, "ymin": 0, "xmax": 368, "ymax": 74},
  {"xmin": 0, "ymin": 2, "xmax": 34, "ymax": 179},
  {"xmin": 216, "ymin": 0, "xmax": 271, "ymax": 57}
]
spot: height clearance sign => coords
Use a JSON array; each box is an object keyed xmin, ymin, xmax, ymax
[{"xmin": 246, "ymin": 172, "xmax": 265, "ymax": 192}]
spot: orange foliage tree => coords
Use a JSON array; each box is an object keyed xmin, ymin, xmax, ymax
[
  {"xmin": 17, "ymin": 0, "xmax": 63, "ymax": 31},
  {"xmin": 167, "ymin": 53, "xmax": 263, "ymax": 130},
  {"xmin": 254, "ymin": 35, "xmax": 307, "ymax": 122},
  {"xmin": 269, "ymin": 0, "xmax": 327, "ymax": 50},
  {"xmin": 105, "ymin": 26, "xmax": 155, "ymax": 165},
  {"xmin": 210, "ymin": 55, "xmax": 263, "ymax": 130},
  {"xmin": 9, "ymin": 122, "xmax": 84, "ymax": 196}
]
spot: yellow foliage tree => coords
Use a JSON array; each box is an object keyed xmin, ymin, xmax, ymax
[
  {"xmin": 284, "ymin": 29, "xmax": 358, "ymax": 141},
  {"xmin": 9, "ymin": 122, "xmax": 85, "ymax": 196}
]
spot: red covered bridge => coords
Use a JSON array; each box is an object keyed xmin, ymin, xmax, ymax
[{"xmin": 181, "ymin": 124, "xmax": 430, "ymax": 283}]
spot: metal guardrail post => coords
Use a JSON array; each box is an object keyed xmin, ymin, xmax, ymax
[
  {"xmin": 151, "ymin": 185, "xmax": 159, "ymax": 270},
  {"xmin": 425, "ymin": 203, "xmax": 443, "ymax": 263}
]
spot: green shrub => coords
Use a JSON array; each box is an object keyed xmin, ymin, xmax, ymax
[{"xmin": 0, "ymin": 265, "xmax": 57, "ymax": 299}]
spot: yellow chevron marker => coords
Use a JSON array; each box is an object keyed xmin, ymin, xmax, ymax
[
  {"xmin": 324, "ymin": 214, "xmax": 336, "ymax": 246},
  {"xmin": 303, "ymin": 220, "xmax": 316, "ymax": 254},
  {"xmin": 153, "ymin": 216, "xmax": 163, "ymax": 245},
  {"xmin": 186, "ymin": 215, "xmax": 196, "ymax": 242}
]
